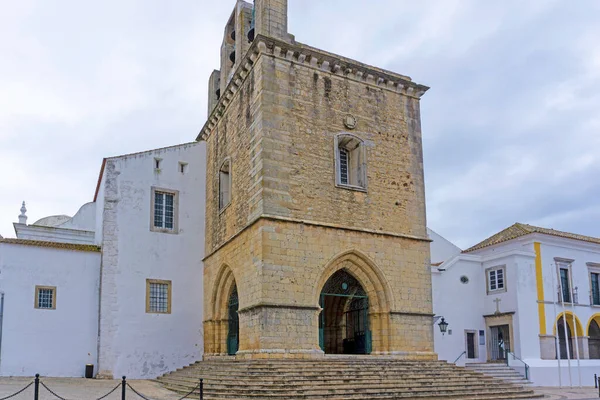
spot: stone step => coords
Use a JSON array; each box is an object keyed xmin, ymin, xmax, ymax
[
  {"xmin": 162, "ymin": 381, "xmax": 537, "ymax": 397},
  {"xmin": 158, "ymin": 374, "xmax": 502, "ymax": 386},
  {"xmin": 158, "ymin": 375, "xmax": 516, "ymax": 389},
  {"xmin": 157, "ymin": 359, "xmax": 542, "ymax": 400}
]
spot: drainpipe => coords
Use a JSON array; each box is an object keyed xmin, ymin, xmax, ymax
[{"xmin": 0, "ymin": 292, "xmax": 4, "ymax": 370}]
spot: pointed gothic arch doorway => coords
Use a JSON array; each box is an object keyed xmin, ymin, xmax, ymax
[
  {"xmin": 227, "ymin": 285, "xmax": 239, "ymax": 356},
  {"xmin": 319, "ymin": 269, "xmax": 372, "ymax": 355}
]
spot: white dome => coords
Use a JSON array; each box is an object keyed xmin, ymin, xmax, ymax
[{"xmin": 33, "ymin": 215, "xmax": 72, "ymax": 227}]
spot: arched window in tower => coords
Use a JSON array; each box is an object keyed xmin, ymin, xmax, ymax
[
  {"xmin": 219, "ymin": 159, "xmax": 231, "ymax": 210},
  {"xmin": 335, "ymin": 134, "xmax": 367, "ymax": 190}
]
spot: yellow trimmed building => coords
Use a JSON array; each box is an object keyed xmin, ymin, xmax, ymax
[{"xmin": 432, "ymin": 223, "xmax": 600, "ymax": 386}]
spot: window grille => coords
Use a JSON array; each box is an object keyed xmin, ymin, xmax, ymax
[
  {"xmin": 148, "ymin": 282, "xmax": 170, "ymax": 313},
  {"xmin": 35, "ymin": 287, "xmax": 55, "ymax": 309},
  {"xmin": 335, "ymin": 134, "xmax": 366, "ymax": 190},
  {"xmin": 38, "ymin": 289, "xmax": 53, "ymax": 309},
  {"xmin": 339, "ymin": 148, "xmax": 349, "ymax": 185},
  {"xmin": 154, "ymin": 191, "xmax": 174, "ymax": 230}
]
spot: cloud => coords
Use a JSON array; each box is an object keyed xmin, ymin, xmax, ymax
[{"xmin": 1, "ymin": 1, "xmax": 599, "ymax": 251}]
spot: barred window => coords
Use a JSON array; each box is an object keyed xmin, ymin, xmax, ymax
[
  {"xmin": 146, "ymin": 279, "xmax": 172, "ymax": 314},
  {"xmin": 35, "ymin": 286, "xmax": 56, "ymax": 310},
  {"xmin": 151, "ymin": 188, "xmax": 179, "ymax": 233},
  {"xmin": 335, "ymin": 134, "xmax": 367, "ymax": 190},
  {"xmin": 154, "ymin": 191, "xmax": 174, "ymax": 229}
]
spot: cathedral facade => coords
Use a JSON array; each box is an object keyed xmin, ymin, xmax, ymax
[{"xmin": 201, "ymin": 0, "xmax": 435, "ymax": 359}]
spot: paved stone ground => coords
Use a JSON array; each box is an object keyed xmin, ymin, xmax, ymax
[
  {"xmin": 0, "ymin": 377, "xmax": 181, "ymax": 400},
  {"xmin": 533, "ymin": 386, "xmax": 599, "ymax": 400},
  {"xmin": 0, "ymin": 377, "xmax": 598, "ymax": 400}
]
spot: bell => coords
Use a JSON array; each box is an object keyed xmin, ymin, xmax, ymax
[
  {"xmin": 229, "ymin": 51, "xmax": 236, "ymax": 64},
  {"xmin": 230, "ymin": 30, "xmax": 236, "ymax": 41},
  {"xmin": 247, "ymin": 27, "xmax": 255, "ymax": 42}
]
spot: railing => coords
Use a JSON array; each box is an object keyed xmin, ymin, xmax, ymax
[
  {"xmin": 0, "ymin": 374, "xmax": 204, "ymax": 400},
  {"xmin": 505, "ymin": 350, "xmax": 529, "ymax": 381},
  {"xmin": 453, "ymin": 351, "xmax": 467, "ymax": 364}
]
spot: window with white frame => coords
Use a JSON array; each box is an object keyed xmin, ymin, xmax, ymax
[
  {"xmin": 35, "ymin": 286, "xmax": 56, "ymax": 310},
  {"xmin": 219, "ymin": 160, "xmax": 231, "ymax": 210},
  {"xmin": 589, "ymin": 263, "xmax": 600, "ymax": 306},
  {"xmin": 146, "ymin": 279, "xmax": 171, "ymax": 314},
  {"xmin": 487, "ymin": 266, "xmax": 506, "ymax": 294},
  {"xmin": 335, "ymin": 134, "xmax": 367, "ymax": 189},
  {"xmin": 151, "ymin": 188, "xmax": 179, "ymax": 233}
]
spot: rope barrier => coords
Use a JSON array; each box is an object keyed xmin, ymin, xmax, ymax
[
  {"xmin": 40, "ymin": 381, "xmax": 73, "ymax": 400},
  {"xmin": 174, "ymin": 381, "xmax": 201, "ymax": 400},
  {"xmin": 0, "ymin": 382, "xmax": 33, "ymax": 400},
  {"xmin": 127, "ymin": 381, "xmax": 201, "ymax": 400},
  {"xmin": 94, "ymin": 383, "xmax": 122, "ymax": 400},
  {"xmin": 125, "ymin": 383, "xmax": 156, "ymax": 400}
]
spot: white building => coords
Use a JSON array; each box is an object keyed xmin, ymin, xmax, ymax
[
  {"xmin": 0, "ymin": 142, "xmax": 206, "ymax": 379},
  {"xmin": 432, "ymin": 223, "xmax": 600, "ymax": 387}
]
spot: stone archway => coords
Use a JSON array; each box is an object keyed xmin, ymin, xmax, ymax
[
  {"xmin": 205, "ymin": 264, "xmax": 238, "ymax": 356},
  {"xmin": 315, "ymin": 250, "xmax": 393, "ymax": 354},
  {"xmin": 319, "ymin": 269, "xmax": 371, "ymax": 354}
]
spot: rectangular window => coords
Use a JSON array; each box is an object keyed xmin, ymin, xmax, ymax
[
  {"xmin": 35, "ymin": 286, "xmax": 56, "ymax": 310},
  {"xmin": 146, "ymin": 279, "xmax": 172, "ymax": 314},
  {"xmin": 592, "ymin": 273, "xmax": 600, "ymax": 306},
  {"xmin": 560, "ymin": 268, "xmax": 571, "ymax": 303},
  {"xmin": 151, "ymin": 187, "xmax": 179, "ymax": 233},
  {"xmin": 487, "ymin": 266, "xmax": 506, "ymax": 294},
  {"xmin": 339, "ymin": 148, "xmax": 349, "ymax": 185}
]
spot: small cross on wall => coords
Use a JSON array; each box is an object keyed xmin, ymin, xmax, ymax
[{"xmin": 494, "ymin": 298, "xmax": 502, "ymax": 314}]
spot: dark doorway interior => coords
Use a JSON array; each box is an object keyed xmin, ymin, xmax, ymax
[
  {"xmin": 319, "ymin": 269, "xmax": 371, "ymax": 355},
  {"xmin": 227, "ymin": 285, "xmax": 239, "ymax": 356},
  {"xmin": 466, "ymin": 332, "xmax": 476, "ymax": 359}
]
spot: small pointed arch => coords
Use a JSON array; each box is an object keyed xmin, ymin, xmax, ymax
[
  {"xmin": 553, "ymin": 311, "xmax": 584, "ymax": 337},
  {"xmin": 315, "ymin": 249, "xmax": 393, "ymax": 313},
  {"xmin": 588, "ymin": 314, "xmax": 600, "ymax": 359},
  {"xmin": 334, "ymin": 133, "xmax": 367, "ymax": 189},
  {"xmin": 219, "ymin": 158, "xmax": 232, "ymax": 210},
  {"xmin": 587, "ymin": 314, "xmax": 600, "ymax": 336},
  {"xmin": 211, "ymin": 263, "xmax": 237, "ymax": 320}
]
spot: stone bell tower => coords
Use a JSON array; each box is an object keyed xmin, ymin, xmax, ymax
[{"xmin": 200, "ymin": 0, "xmax": 434, "ymax": 360}]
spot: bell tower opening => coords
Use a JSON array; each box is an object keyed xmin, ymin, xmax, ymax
[{"xmin": 319, "ymin": 269, "xmax": 371, "ymax": 355}]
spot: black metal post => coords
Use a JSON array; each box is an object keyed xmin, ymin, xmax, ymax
[
  {"xmin": 122, "ymin": 376, "xmax": 126, "ymax": 400},
  {"xmin": 199, "ymin": 379, "xmax": 203, "ymax": 400},
  {"xmin": 596, "ymin": 374, "xmax": 598, "ymax": 389},
  {"xmin": 34, "ymin": 374, "xmax": 39, "ymax": 400}
]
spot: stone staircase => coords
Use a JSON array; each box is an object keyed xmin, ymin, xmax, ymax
[
  {"xmin": 465, "ymin": 363, "xmax": 530, "ymax": 385},
  {"xmin": 156, "ymin": 357, "xmax": 543, "ymax": 399}
]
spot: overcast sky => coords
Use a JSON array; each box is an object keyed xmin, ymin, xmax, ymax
[{"xmin": 1, "ymin": 0, "xmax": 599, "ymax": 249}]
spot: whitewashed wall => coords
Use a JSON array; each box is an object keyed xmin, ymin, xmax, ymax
[
  {"xmin": 432, "ymin": 257, "xmax": 487, "ymax": 365},
  {"xmin": 97, "ymin": 142, "xmax": 206, "ymax": 379},
  {"xmin": 0, "ymin": 243, "xmax": 100, "ymax": 377},
  {"xmin": 428, "ymin": 228, "xmax": 461, "ymax": 264}
]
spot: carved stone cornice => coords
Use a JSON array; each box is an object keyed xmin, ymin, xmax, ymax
[{"xmin": 197, "ymin": 34, "xmax": 430, "ymax": 142}]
